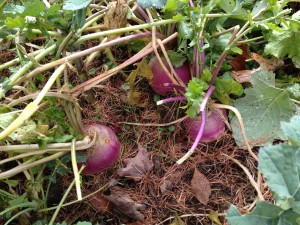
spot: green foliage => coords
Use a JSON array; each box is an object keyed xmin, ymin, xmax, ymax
[
  {"xmin": 63, "ymin": 0, "xmax": 92, "ymax": 10},
  {"xmin": 227, "ymin": 115, "xmax": 300, "ymax": 224},
  {"xmin": 265, "ymin": 29, "xmax": 300, "ymax": 68},
  {"xmin": 137, "ymin": 0, "xmax": 167, "ymax": 9},
  {"xmin": 230, "ymin": 70, "xmax": 295, "ymax": 146},
  {"xmin": 184, "ymin": 77, "xmax": 209, "ymax": 118},
  {"xmin": 212, "ymin": 72, "xmax": 243, "ymax": 105}
]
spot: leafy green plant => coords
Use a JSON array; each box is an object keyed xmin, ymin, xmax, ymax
[{"xmin": 227, "ymin": 115, "xmax": 300, "ymax": 224}]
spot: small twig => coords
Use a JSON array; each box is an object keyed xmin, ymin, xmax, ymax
[
  {"xmin": 222, "ymin": 153, "xmax": 264, "ymax": 201},
  {"xmin": 119, "ymin": 116, "xmax": 188, "ymax": 127}
]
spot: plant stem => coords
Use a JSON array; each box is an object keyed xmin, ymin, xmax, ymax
[
  {"xmin": 48, "ymin": 166, "xmax": 85, "ymax": 225},
  {"xmin": 0, "ymin": 136, "xmax": 93, "ymax": 152},
  {"xmin": 75, "ymin": 19, "xmax": 176, "ymax": 44},
  {"xmin": 19, "ymin": 32, "xmax": 152, "ymax": 83},
  {"xmin": 70, "ymin": 32, "xmax": 178, "ymax": 95},
  {"xmin": 0, "ymin": 64, "xmax": 66, "ymax": 141},
  {"xmin": 157, "ymin": 96, "xmax": 187, "ymax": 105},
  {"xmin": 0, "ymin": 48, "xmax": 44, "ymax": 71},
  {"xmin": 0, "ymin": 201, "xmax": 37, "ymax": 216},
  {"xmin": 0, "ymin": 152, "xmax": 66, "ymax": 179},
  {"xmin": 177, "ymin": 86, "xmax": 215, "ymax": 164},
  {"xmin": 0, "ymin": 44, "xmax": 56, "ymax": 99},
  {"xmin": 71, "ymin": 139, "xmax": 82, "ymax": 201}
]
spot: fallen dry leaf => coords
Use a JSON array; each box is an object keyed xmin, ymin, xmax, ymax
[
  {"xmin": 230, "ymin": 52, "xmax": 284, "ymax": 83},
  {"xmin": 117, "ymin": 145, "xmax": 154, "ymax": 181},
  {"xmin": 88, "ymin": 190, "xmax": 112, "ymax": 213},
  {"xmin": 230, "ymin": 44, "xmax": 250, "ymax": 71},
  {"xmin": 103, "ymin": 187, "xmax": 146, "ymax": 221},
  {"xmin": 190, "ymin": 168, "xmax": 211, "ymax": 205}
]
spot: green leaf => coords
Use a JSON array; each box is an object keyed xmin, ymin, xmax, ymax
[
  {"xmin": 137, "ymin": 0, "xmax": 167, "ymax": 9},
  {"xmin": 212, "ymin": 72, "xmax": 244, "ymax": 105},
  {"xmin": 230, "ymin": 70, "xmax": 295, "ymax": 146},
  {"xmin": 3, "ymin": 4, "xmax": 25, "ymax": 14},
  {"xmin": 23, "ymin": 0, "xmax": 45, "ymax": 17},
  {"xmin": 63, "ymin": 0, "xmax": 92, "ymax": 10},
  {"xmin": 184, "ymin": 77, "xmax": 209, "ymax": 118},
  {"xmin": 287, "ymin": 83, "xmax": 300, "ymax": 100},
  {"xmin": 281, "ymin": 115, "xmax": 300, "ymax": 145},
  {"xmin": 167, "ymin": 50, "xmax": 187, "ymax": 67},
  {"xmin": 226, "ymin": 202, "xmax": 290, "ymax": 225},
  {"xmin": 163, "ymin": 0, "xmax": 179, "ymax": 12},
  {"xmin": 76, "ymin": 222, "xmax": 92, "ymax": 225},
  {"xmin": 265, "ymin": 29, "xmax": 300, "ymax": 67},
  {"xmin": 259, "ymin": 144, "xmax": 300, "ymax": 212}
]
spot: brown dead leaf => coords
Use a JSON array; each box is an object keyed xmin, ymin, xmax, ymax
[
  {"xmin": 230, "ymin": 53, "xmax": 284, "ymax": 83},
  {"xmin": 229, "ymin": 44, "xmax": 250, "ymax": 71},
  {"xmin": 117, "ymin": 144, "xmax": 154, "ymax": 181},
  {"xmin": 103, "ymin": 187, "xmax": 146, "ymax": 221},
  {"xmin": 88, "ymin": 190, "xmax": 112, "ymax": 213},
  {"xmin": 190, "ymin": 168, "xmax": 211, "ymax": 205}
]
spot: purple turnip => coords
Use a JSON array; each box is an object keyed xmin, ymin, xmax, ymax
[
  {"xmin": 184, "ymin": 109, "xmax": 227, "ymax": 142},
  {"xmin": 149, "ymin": 56, "xmax": 191, "ymax": 95},
  {"xmin": 78, "ymin": 124, "xmax": 120, "ymax": 174}
]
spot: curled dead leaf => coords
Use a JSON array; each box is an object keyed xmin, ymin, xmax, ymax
[
  {"xmin": 230, "ymin": 53, "xmax": 284, "ymax": 83},
  {"xmin": 103, "ymin": 187, "xmax": 146, "ymax": 221},
  {"xmin": 88, "ymin": 190, "xmax": 112, "ymax": 213},
  {"xmin": 190, "ymin": 168, "xmax": 211, "ymax": 205},
  {"xmin": 117, "ymin": 144, "xmax": 154, "ymax": 181}
]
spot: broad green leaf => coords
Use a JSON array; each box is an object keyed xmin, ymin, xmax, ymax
[
  {"xmin": 265, "ymin": 29, "xmax": 300, "ymax": 68},
  {"xmin": 287, "ymin": 83, "xmax": 300, "ymax": 100},
  {"xmin": 163, "ymin": 0, "xmax": 179, "ymax": 12},
  {"xmin": 230, "ymin": 70, "xmax": 294, "ymax": 146},
  {"xmin": 63, "ymin": 0, "xmax": 92, "ymax": 10},
  {"xmin": 3, "ymin": 4, "xmax": 24, "ymax": 14},
  {"xmin": 23, "ymin": 0, "xmax": 45, "ymax": 17},
  {"xmin": 137, "ymin": 0, "xmax": 167, "ymax": 9},
  {"xmin": 259, "ymin": 144, "xmax": 300, "ymax": 211},
  {"xmin": 227, "ymin": 203, "xmax": 300, "ymax": 225},
  {"xmin": 213, "ymin": 72, "xmax": 243, "ymax": 105},
  {"xmin": 281, "ymin": 115, "xmax": 300, "ymax": 145},
  {"xmin": 76, "ymin": 222, "xmax": 92, "ymax": 225}
]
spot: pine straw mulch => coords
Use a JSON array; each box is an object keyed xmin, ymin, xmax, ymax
[{"xmin": 55, "ymin": 73, "xmax": 271, "ymax": 225}]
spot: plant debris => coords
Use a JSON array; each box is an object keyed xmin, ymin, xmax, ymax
[{"xmin": 117, "ymin": 144, "xmax": 154, "ymax": 181}]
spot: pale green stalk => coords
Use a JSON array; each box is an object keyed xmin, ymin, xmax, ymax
[
  {"xmin": 0, "ymin": 44, "xmax": 56, "ymax": 99},
  {"xmin": 0, "ymin": 64, "xmax": 66, "ymax": 141},
  {"xmin": 49, "ymin": 167, "xmax": 85, "ymax": 225},
  {"xmin": 71, "ymin": 139, "xmax": 82, "ymax": 201}
]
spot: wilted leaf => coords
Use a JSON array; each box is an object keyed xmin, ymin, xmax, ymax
[
  {"xmin": 126, "ymin": 58, "xmax": 153, "ymax": 107},
  {"xmin": 88, "ymin": 190, "xmax": 112, "ymax": 213},
  {"xmin": 103, "ymin": 187, "xmax": 146, "ymax": 221},
  {"xmin": 118, "ymin": 145, "xmax": 153, "ymax": 181},
  {"xmin": 190, "ymin": 168, "xmax": 211, "ymax": 205},
  {"xmin": 231, "ymin": 70, "xmax": 295, "ymax": 146},
  {"xmin": 208, "ymin": 211, "xmax": 222, "ymax": 225},
  {"xmin": 230, "ymin": 44, "xmax": 250, "ymax": 71},
  {"xmin": 230, "ymin": 53, "xmax": 284, "ymax": 83}
]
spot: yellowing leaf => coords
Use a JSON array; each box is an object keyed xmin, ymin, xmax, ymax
[
  {"xmin": 126, "ymin": 58, "xmax": 153, "ymax": 107},
  {"xmin": 208, "ymin": 211, "xmax": 222, "ymax": 225}
]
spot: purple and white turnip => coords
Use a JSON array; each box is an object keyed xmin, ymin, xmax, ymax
[
  {"xmin": 78, "ymin": 124, "xmax": 120, "ymax": 174},
  {"xmin": 184, "ymin": 109, "xmax": 227, "ymax": 142},
  {"xmin": 149, "ymin": 56, "xmax": 191, "ymax": 95}
]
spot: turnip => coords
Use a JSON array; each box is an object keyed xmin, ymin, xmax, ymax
[
  {"xmin": 78, "ymin": 124, "xmax": 120, "ymax": 174},
  {"xmin": 184, "ymin": 109, "xmax": 227, "ymax": 142},
  {"xmin": 149, "ymin": 56, "xmax": 191, "ymax": 95}
]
